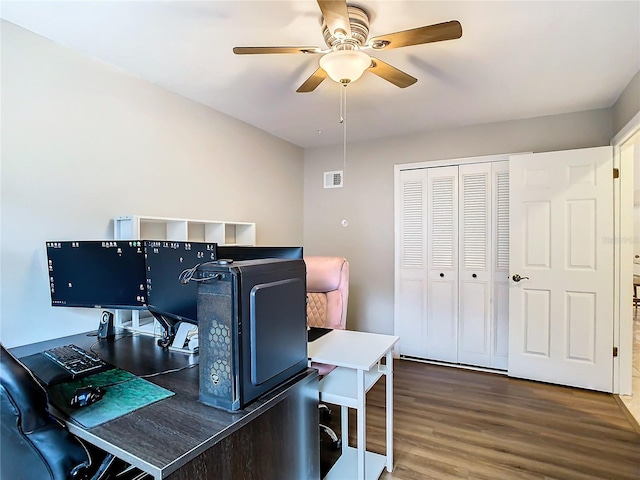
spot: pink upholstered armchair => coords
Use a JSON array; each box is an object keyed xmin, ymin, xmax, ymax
[
  {"xmin": 305, "ymin": 256, "xmax": 349, "ymax": 333},
  {"xmin": 305, "ymin": 256, "xmax": 349, "ymax": 450}
]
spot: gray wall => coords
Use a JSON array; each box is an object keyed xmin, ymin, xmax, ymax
[
  {"xmin": 304, "ymin": 109, "xmax": 613, "ymax": 334},
  {"xmin": 613, "ymin": 69, "xmax": 640, "ymax": 135},
  {"xmin": 0, "ymin": 22, "xmax": 304, "ymax": 347}
]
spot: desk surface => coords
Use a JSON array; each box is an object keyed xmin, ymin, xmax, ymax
[
  {"xmin": 14, "ymin": 331, "xmax": 317, "ymax": 479},
  {"xmin": 308, "ymin": 329, "xmax": 399, "ymax": 370}
]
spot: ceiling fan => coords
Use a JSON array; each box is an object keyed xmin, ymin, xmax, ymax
[{"xmin": 233, "ymin": 0, "xmax": 462, "ymax": 93}]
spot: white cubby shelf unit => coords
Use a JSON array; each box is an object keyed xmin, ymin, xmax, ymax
[
  {"xmin": 114, "ymin": 215, "xmax": 256, "ymax": 246},
  {"xmin": 113, "ymin": 215, "xmax": 256, "ymax": 332}
]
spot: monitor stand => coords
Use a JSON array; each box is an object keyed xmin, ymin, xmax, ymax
[
  {"xmin": 168, "ymin": 323, "xmax": 198, "ymax": 354},
  {"xmin": 149, "ymin": 311, "xmax": 198, "ymax": 353}
]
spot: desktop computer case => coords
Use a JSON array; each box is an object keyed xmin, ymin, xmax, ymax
[{"xmin": 196, "ymin": 259, "xmax": 308, "ymax": 411}]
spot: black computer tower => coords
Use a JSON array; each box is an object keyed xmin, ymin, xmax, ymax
[{"xmin": 196, "ymin": 258, "xmax": 308, "ymax": 411}]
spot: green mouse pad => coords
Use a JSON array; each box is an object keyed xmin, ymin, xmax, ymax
[{"xmin": 47, "ymin": 368, "xmax": 174, "ymax": 429}]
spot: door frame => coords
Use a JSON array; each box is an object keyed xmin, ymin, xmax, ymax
[{"xmin": 612, "ymin": 110, "xmax": 640, "ymax": 395}]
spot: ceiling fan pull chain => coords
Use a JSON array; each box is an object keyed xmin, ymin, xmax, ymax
[
  {"xmin": 343, "ymin": 85, "xmax": 347, "ymax": 185},
  {"xmin": 339, "ymin": 84, "xmax": 344, "ymax": 124}
]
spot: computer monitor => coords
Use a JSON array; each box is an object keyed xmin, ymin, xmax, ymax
[
  {"xmin": 46, "ymin": 241, "xmax": 147, "ymax": 309},
  {"xmin": 216, "ymin": 246, "xmax": 303, "ymax": 261},
  {"xmin": 143, "ymin": 241, "xmax": 217, "ymax": 328}
]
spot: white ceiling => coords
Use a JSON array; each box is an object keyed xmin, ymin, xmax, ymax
[{"xmin": 2, "ymin": 1, "xmax": 639, "ymax": 149}]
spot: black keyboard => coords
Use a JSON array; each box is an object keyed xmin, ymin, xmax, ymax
[{"xmin": 43, "ymin": 344, "xmax": 109, "ymax": 376}]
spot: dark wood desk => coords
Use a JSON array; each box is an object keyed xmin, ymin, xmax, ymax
[{"xmin": 13, "ymin": 332, "xmax": 320, "ymax": 480}]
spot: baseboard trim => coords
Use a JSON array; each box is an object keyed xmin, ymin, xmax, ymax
[
  {"xmin": 399, "ymin": 355, "xmax": 507, "ymax": 376},
  {"xmin": 613, "ymin": 395, "xmax": 640, "ymax": 434}
]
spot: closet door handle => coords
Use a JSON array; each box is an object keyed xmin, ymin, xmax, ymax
[
  {"xmin": 439, "ymin": 273, "xmax": 444, "ymax": 278},
  {"xmin": 472, "ymin": 273, "xmax": 477, "ymax": 278}
]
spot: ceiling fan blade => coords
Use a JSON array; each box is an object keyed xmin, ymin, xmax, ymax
[
  {"xmin": 296, "ymin": 68, "xmax": 328, "ymax": 93},
  {"xmin": 233, "ymin": 46, "xmax": 322, "ymax": 55},
  {"xmin": 369, "ymin": 20, "xmax": 462, "ymax": 50},
  {"xmin": 368, "ymin": 58, "xmax": 417, "ymax": 88},
  {"xmin": 317, "ymin": 0, "xmax": 351, "ymax": 38}
]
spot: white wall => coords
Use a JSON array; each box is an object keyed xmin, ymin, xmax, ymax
[
  {"xmin": 304, "ymin": 109, "xmax": 613, "ymax": 334},
  {"xmin": 0, "ymin": 22, "xmax": 304, "ymax": 347}
]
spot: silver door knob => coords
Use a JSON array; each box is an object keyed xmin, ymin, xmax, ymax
[{"xmin": 512, "ymin": 274, "xmax": 530, "ymax": 282}]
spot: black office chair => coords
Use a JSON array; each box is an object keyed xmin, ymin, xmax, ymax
[{"xmin": 0, "ymin": 343, "xmax": 146, "ymax": 480}]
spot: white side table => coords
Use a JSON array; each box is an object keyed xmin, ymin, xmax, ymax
[{"xmin": 308, "ymin": 330, "xmax": 399, "ymax": 480}]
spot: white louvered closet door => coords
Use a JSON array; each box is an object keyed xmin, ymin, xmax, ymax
[
  {"xmin": 426, "ymin": 166, "xmax": 459, "ymax": 363},
  {"xmin": 395, "ymin": 160, "xmax": 509, "ymax": 368},
  {"xmin": 456, "ymin": 161, "xmax": 510, "ymax": 368},
  {"xmin": 396, "ymin": 169, "xmax": 429, "ymax": 357},
  {"xmin": 491, "ymin": 162, "xmax": 510, "ymax": 369},
  {"xmin": 457, "ymin": 163, "xmax": 492, "ymax": 367}
]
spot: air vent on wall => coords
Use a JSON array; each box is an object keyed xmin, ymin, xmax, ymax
[{"xmin": 324, "ymin": 170, "xmax": 343, "ymax": 188}]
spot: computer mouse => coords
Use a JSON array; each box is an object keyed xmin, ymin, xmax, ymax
[{"xmin": 70, "ymin": 385, "xmax": 105, "ymax": 408}]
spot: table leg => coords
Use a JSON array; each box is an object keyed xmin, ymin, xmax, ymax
[
  {"xmin": 357, "ymin": 368, "xmax": 366, "ymax": 480},
  {"xmin": 341, "ymin": 405, "xmax": 348, "ymax": 454},
  {"xmin": 385, "ymin": 350, "xmax": 394, "ymax": 472}
]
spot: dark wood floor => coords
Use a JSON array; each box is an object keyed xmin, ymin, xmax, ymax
[{"xmin": 320, "ymin": 359, "xmax": 640, "ymax": 480}]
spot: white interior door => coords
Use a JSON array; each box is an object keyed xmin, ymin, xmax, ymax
[{"xmin": 508, "ymin": 147, "xmax": 614, "ymax": 392}]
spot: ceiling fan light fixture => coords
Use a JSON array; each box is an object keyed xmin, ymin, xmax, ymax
[{"xmin": 320, "ymin": 50, "xmax": 371, "ymax": 85}]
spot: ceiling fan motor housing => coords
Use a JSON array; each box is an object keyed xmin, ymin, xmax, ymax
[{"xmin": 322, "ymin": 5, "xmax": 370, "ymax": 49}]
